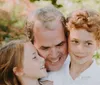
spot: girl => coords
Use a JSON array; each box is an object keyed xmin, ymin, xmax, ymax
[{"xmin": 0, "ymin": 39, "xmax": 47, "ymax": 85}]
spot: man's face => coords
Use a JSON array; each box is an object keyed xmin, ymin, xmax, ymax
[{"xmin": 34, "ymin": 20, "xmax": 68, "ymax": 71}]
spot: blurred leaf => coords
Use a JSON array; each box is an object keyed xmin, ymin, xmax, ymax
[
  {"xmin": 0, "ymin": 25, "xmax": 9, "ymax": 32},
  {"xmin": 3, "ymin": 34, "xmax": 10, "ymax": 40},
  {"xmin": 93, "ymin": 51, "xmax": 100, "ymax": 59},
  {"xmin": 0, "ymin": 9, "xmax": 10, "ymax": 26},
  {"xmin": 70, "ymin": 0, "xmax": 82, "ymax": 3},
  {"xmin": 30, "ymin": 0, "xmax": 40, "ymax": 2}
]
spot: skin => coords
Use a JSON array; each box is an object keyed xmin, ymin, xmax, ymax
[
  {"xmin": 69, "ymin": 29, "xmax": 97, "ymax": 65},
  {"xmin": 13, "ymin": 42, "xmax": 47, "ymax": 85},
  {"xmin": 34, "ymin": 19, "xmax": 68, "ymax": 71},
  {"xmin": 23, "ymin": 42, "xmax": 47, "ymax": 79}
]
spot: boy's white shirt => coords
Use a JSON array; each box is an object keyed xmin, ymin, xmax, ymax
[
  {"xmin": 42, "ymin": 56, "xmax": 100, "ymax": 85},
  {"xmin": 64, "ymin": 59, "xmax": 100, "ymax": 85}
]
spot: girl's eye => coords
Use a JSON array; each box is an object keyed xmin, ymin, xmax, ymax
[
  {"xmin": 71, "ymin": 40, "xmax": 79, "ymax": 44},
  {"xmin": 32, "ymin": 56, "xmax": 37, "ymax": 59}
]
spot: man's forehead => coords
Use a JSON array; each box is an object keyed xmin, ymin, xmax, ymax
[
  {"xmin": 33, "ymin": 18, "xmax": 62, "ymax": 31},
  {"xmin": 33, "ymin": 19, "xmax": 66, "ymax": 47},
  {"xmin": 34, "ymin": 29, "xmax": 65, "ymax": 42},
  {"xmin": 34, "ymin": 30, "xmax": 66, "ymax": 47}
]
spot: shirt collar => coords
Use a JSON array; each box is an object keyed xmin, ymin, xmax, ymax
[
  {"xmin": 79, "ymin": 59, "xmax": 98, "ymax": 78},
  {"xmin": 66, "ymin": 58, "xmax": 99, "ymax": 79}
]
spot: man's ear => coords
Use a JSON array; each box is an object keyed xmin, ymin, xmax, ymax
[{"xmin": 13, "ymin": 67, "xmax": 24, "ymax": 76}]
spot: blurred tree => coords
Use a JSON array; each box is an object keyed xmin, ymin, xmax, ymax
[
  {"xmin": 30, "ymin": 0, "xmax": 40, "ymax": 2},
  {"xmin": 0, "ymin": 0, "xmax": 37, "ymax": 47},
  {"xmin": 30, "ymin": 0, "xmax": 62, "ymax": 8},
  {"xmin": 1, "ymin": 0, "xmax": 100, "ymax": 50}
]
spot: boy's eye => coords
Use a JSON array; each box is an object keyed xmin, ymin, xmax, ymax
[
  {"xmin": 75, "ymin": 41, "xmax": 79, "ymax": 43},
  {"xmin": 71, "ymin": 40, "xmax": 79, "ymax": 44},
  {"xmin": 86, "ymin": 42, "xmax": 92, "ymax": 46}
]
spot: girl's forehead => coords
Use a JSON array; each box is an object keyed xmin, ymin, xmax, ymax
[{"xmin": 24, "ymin": 42, "xmax": 36, "ymax": 51}]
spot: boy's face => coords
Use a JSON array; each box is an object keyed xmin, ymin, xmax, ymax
[{"xmin": 68, "ymin": 29, "xmax": 98, "ymax": 64}]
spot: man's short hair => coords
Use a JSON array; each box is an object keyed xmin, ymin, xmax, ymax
[{"xmin": 24, "ymin": 5, "xmax": 68, "ymax": 44}]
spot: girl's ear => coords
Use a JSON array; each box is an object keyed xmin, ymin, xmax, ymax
[{"xmin": 13, "ymin": 67, "xmax": 24, "ymax": 76}]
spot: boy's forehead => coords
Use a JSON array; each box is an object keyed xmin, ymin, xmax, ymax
[{"xmin": 69, "ymin": 29, "xmax": 96, "ymax": 41}]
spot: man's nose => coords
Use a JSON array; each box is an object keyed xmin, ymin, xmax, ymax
[
  {"xmin": 37, "ymin": 51, "xmax": 46, "ymax": 59},
  {"xmin": 40, "ymin": 54, "xmax": 46, "ymax": 59},
  {"xmin": 50, "ymin": 47, "xmax": 58, "ymax": 58}
]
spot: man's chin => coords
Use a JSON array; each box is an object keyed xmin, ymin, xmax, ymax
[
  {"xmin": 46, "ymin": 64, "xmax": 63, "ymax": 72},
  {"xmin": 45, "ymin": 57, "xmax": 66, "ymax": 71}
]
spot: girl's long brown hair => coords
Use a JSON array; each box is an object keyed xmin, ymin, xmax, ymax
[{"xmin": 0, "ymin": 40, "xmax": 27, "ymax": 85}]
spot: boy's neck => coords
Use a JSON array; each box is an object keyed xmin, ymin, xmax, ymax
[{"xmin": 69, "ymin": 60, "xmax": 93, "ymax": 80}]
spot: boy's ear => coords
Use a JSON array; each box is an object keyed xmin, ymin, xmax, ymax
[
  {"xmin": 97, "ymin": 42, "xmax": 100, "ymax": 50},
  {"xmin": 98, "ymin": 43, "xmax": 100, "ymax": 49},
  {"xmin": 13, "ymin": 67, "xmax": 24, "ymax": 76}
]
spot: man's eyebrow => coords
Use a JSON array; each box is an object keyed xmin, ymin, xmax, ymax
[
  {"xmin": 40, "ymin": 46, "xmax": 50, "ymax": 49},
  {"xmin": 56, "ymin": 41, "xmax": 65, "ymax": 46}
]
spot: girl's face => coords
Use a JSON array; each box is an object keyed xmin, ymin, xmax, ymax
[
  {"xmin": 23, "ymin": 42, "xmax": 47, "ymax": 79},
  {"xmin": 68, "ymin": 29, "xmax": 98, "ymax": 65}
]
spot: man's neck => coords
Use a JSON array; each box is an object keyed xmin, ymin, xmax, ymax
[{"xmin": 69, "ymin": 60, "xmax": 93, "ymax": 80}]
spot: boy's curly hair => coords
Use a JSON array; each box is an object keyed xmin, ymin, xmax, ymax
[{"xmin": 66, "ymin": 9, "xmax": 100, "ymax": 41}]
